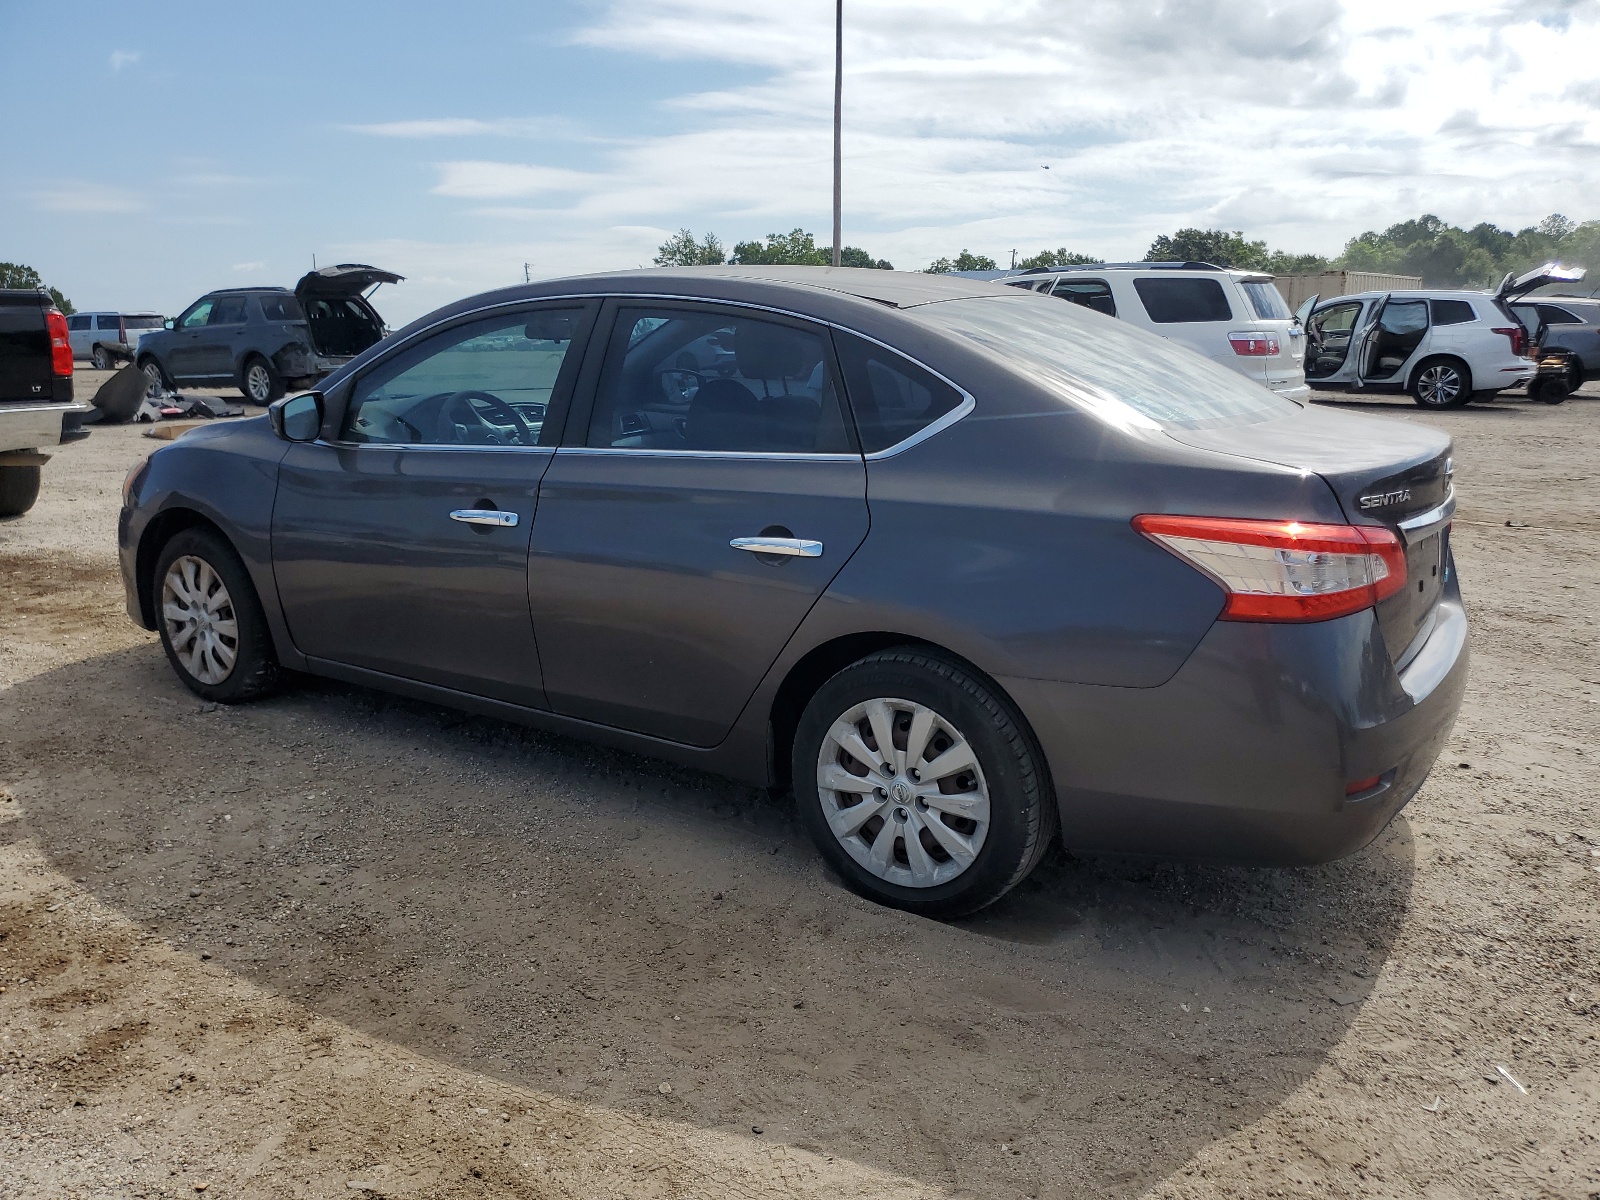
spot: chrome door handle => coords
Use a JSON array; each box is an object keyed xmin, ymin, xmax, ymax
[
  {"xmin": 450, "ymin": 508, "xmax": 519, "ymax": 528},
  {"xmin": 730, "ymin": 536, "xmax": 822, "ymax": 557}
]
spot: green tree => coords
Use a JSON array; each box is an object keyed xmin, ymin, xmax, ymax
[
  {"xmin": 925, "ymin": 250, "xmax": 998, "ymax": 274},
  {"xmin": 1144, "ymin": 229, "xmax": 1329, "ymax": 274},
  {"xmin": 654, "ymin": 229, "xmax": 725, "ymax": 266},
  {"xmin": 731, "ymin": 228, "xmax": 830, "ymax": 265},
  {"xmin": 1017, "ymin": 248, "xmax": 1102, "ymax": 269},
  {"xmin": 0, "ymin": 261, "xmax": 73, "ymax": 313},
  {"xmin": 839, "ymin": 246, "xmax": 894, "ymax": 270}
]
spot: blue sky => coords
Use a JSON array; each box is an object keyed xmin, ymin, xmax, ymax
[{"xmin": 4, "ymin": 0, "xmax": 1598, "ymax": 324}]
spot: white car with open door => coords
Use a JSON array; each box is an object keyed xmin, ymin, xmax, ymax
[
  {"xmin": 1005, "ymin": 263, "xmax": 1312, "ymax": 401},
  {"xmin": 1303, "ymin": 264, "xmax": 1584, "ymax": 409}
]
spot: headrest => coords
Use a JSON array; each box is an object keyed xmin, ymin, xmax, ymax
[
  {"xmin": 734, "ymin": 324, "xmax": 815, "ymax": 380},
  {"xmin": 684, "ymin": 378, "xmax": 761, "ymax": 450}
]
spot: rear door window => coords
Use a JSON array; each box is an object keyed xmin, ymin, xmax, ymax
[
  {"xmin": 209, "ymin": 296, "xmax": 249, "ymax": 325},
  {"xmin": 93, "ymin": 314, "xmax": 118, "ymax": 330},
  {"xmin": 1429, "ymin": 299, "xmax": 1477, "ymax": 326},
  {"xmin": 587, "ymin": 307, "xmax": 854, "ymax": 454},
  {"xmin": 260, "ymin": 295, "xmax": 305, "ymax": 321},
  {"xmin": 832, "ymin": 331, "xmax": 966, "ymax": 453},
  {"xmin": 1133, "ymin": 277, "xmax": 1233, "ymax": 323},
  {"xmin": 1049, "ymin": 278, "xmax": 1116, "ymax": 316}
]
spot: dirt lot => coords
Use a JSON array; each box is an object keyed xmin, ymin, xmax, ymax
[{"xmin": 2, "ymin": 373, "xmax": 1598, "ymax": 1199}]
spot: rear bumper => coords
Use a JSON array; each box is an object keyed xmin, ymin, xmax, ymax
[
  {"xmin": 0, "ymin": 402, "xmax": 91, "ymax": 452},
  {"xmin": 1271, "ymin": 382, "xmax": 1312, "ymax": 403},
  {"xmin": 1003, "ymin": 572, "xmax": 1469, "ymax": 866}
]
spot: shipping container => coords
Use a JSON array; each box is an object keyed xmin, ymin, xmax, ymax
[{"xmin": 1274, "ymin": 271, "xmax": 1423, "ymax": 311}]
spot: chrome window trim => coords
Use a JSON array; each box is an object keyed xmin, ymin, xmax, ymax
[
  {"xmin": 338, "ymin": 291, "xmax": 977, "ymax": 460},
  {"xmin": 313, "ymin": 440, "xmax": 554, "ymax": 455},
  {"xmin": 557, "ymin": 447, "xmax": 861, "ymax": 463},
  {"xmin": 1396, "ymin": 492, "xmax": 1455, "ymax": 545}
]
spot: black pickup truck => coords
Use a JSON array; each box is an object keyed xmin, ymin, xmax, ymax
[{"xmin": 0, "ymin": 289, "xmax": 89, "ymax": 516}]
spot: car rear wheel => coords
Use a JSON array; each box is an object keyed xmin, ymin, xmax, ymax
[
  {"xmin": 91, "ymin": 345, "xmax": 111, "ymax": 370},
  {"xmin": 792, "ymin": 648, "xmax": 1055, "ymax": 917},
  {"xmin": 241, "ymin": 356, "xmax": 284, "ymax": 404},
  {"xmin": 0, "ymin": 465, "xmax": 42, "ymax": 517},
  {"xmin": 1411, "ymin": 358, "xmax": 1470, "ymax": 409},
  {"xmin": 153, "ymin": 528, "xmax": 280, "ymax": 703}
]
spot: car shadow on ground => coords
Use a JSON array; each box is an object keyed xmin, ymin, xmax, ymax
[{"xmin": 7, "ymin": 644, "xmax": 1417, "ymax": 1199}]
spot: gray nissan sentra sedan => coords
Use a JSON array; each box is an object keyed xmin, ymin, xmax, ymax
[{"xmin": 117, "ymin": 267, "xmax": 1467, "ymax": 916}]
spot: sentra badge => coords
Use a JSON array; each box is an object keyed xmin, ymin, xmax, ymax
[{"xmin": 1358, "ymin": 487, "xmax": 1412, "ymax": 510}]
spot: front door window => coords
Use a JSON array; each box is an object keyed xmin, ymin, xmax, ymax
[
  {"xmin": 1305, "ymin": 302, "xmax": 1362, "ymax": 379},
  {"xmin": 343, "ymin": 309, "xmax": 586, "ymax": 447}
]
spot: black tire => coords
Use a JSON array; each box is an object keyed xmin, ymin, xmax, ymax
[
  {"xmin": 152, "ymin": 528, "xmax": 280, "ymax": 703},
  {"xmin": 139, "ymin": 356, "xmax": 171, "ymax": 398},
  {"xmin": 91, "ymin": 345, "xmax": 111, "ymax": 370},
  {"xmin": 792, "ymin": 648, "xmax": 1056, "ymax": 917},
  {"xmin": 240, "ymin": 355, "xmax": 284, "ymax": 404},
  {"xmin": 1410, "ymin": 357, "xmax": 1471, "ymax": 409},
  {"xmin": 0, "ymin": 465, "xmax": 42, "ymax": 518}
]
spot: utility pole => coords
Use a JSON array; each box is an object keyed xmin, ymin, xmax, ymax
[
  {"xmin": 524, "ymin": 262, "xmax": 531, "ymax": 283},
  {"xmin": 1010, "ymin": 249, "xmax": 1017, "ymax": 270},
  {"xmin": 831, "ymin": 0, "xmax": 842, "ymax": 268}
]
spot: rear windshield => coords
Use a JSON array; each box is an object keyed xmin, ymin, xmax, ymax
[
  {"xmin": 912, "ymin": 295, "xmax": 1300, "ymax": 430},
  {"xmin": 122, "ymin": 315, "xmax": 164, "ymax": 330},
  {"xmin": 1240, "ymin": 281, "xmax": 1290, "ymax": 321},
  {"xmin": 1133, "ymin": 277, "xmax": 1233, "ymax": 323},
  {"xmin": 260, "ymin": 294, "xmax": 306, "ymax": 321}
]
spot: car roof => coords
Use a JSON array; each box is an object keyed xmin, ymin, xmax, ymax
[
  {"xmin": 583, "ymin": 265, "xmax": 1010, "ymax": 307},
  {"xmin": 1325, "ymin": 290, "xmax": 1493, "ymax": 302},
  {"xmin": 1007, "ymin": 262, "xmax": 1271, "ymax": 281},
  {"xmin": 203, "ymin": 286, "xmax": 291, "ymax": 295}
]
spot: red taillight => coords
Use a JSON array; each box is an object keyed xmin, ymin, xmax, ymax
[
  {"xmin": 1345, "ymin": 774, "xmax": 1383, "ymax": 796},
  {"xmin": 1492, "ymin": 325, "xmax": 1527, "ymax": 357},
  {"xmin": 119, "ymin": 317, "xmax": 128, "ymax": 344},
  {"xmin": 45, "ymin": 308, "xmax": 73, "ymax": 377},
  {"xmin": 1227, "ymin": 330, "xmax": 1280, "ymax": 356},
  {"xmin": 1133, "ymin": 514, "xmax": 1407, "ymax": 623}
]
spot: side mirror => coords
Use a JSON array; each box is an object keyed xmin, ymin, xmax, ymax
[
  {"xmin": 268, "ymin": 391, "xmax": 324, "ymax": 442},
  {"xmin": 163, "ymin": 318, "xmax": 175, "ymax": 330}
]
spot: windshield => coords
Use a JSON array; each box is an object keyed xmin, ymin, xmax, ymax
[
  {"xmin": 912, "ymin": 295, "xmax": 1301, "ymax": 430},
  {"xmin": 122, "ymin": 315, "xmax": 164, "ymax": 329}
]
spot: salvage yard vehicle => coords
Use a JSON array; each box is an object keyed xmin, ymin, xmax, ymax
[
  {"xmin": 0, "ymin": 288, "xmax": 90, "ymax": 516},
  {"xmin": 67, "ymin": 310, "xmax": 165, "ymax": 368},
  {"xmin": 1509, "ymin": 297, "xmax": 1600, "ymax": 399},
  {"xmin": 136, "ymin": 264, "xmax": 401, "ymax": 404},
  {"xmin": 1004, "ymin": 262, "xmax": 1312, "ymax": 401},
  {"xmin": 1304, "ymin": 264, "xmax": 1584, "ymax": 408},
  {"xmin": 119, "ymin": 267, "xmax": 1468, "ymax": 916}
]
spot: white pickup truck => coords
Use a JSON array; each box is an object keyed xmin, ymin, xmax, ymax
[{"xmin": 0, "ymin": 289, "xmax": 91, "ymax": 516}]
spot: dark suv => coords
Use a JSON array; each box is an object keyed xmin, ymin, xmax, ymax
[
  {"xmin": 138, "ymin": 265, "xmax": 401, "ymax": 403},
  {"xmin": 1509, "ymin": 297, "xmax": 1600, "ymax": 396}
]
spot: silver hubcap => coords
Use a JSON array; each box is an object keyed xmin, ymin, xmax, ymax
[
  {"xmin": 816, "ymin": 697, "xmax": 990, "ymax": 888},
  {"xmin": 1418, "ymin": 365, "xmax": 1461, "ymax": 404},
  {"xmin": 143, "ymin": 363, "xmax": 164, "ymax": 396},
  {"xmin": 246, "ymin": 364, "xmax": 270, "ymax": 402},
  {"xmin": 161, "ymin": 556, "xmax": 239, "ymax": 685}
]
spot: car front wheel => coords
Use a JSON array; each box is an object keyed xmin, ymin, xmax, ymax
[
  {"xmin": 792, "ymin": 648, "xmax": 1056, "ymax": 917},
  {"xmin": 1411, "ymin": 358, "xmax": 1471, "ymax": 409},
  {"xmin": 153, "ymin": 528, "xmax": 280, "ymax": 703}
]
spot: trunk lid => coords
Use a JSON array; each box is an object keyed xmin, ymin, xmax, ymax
[
  {"xmin": 1496, "ymin": 262, "xmax": 1586, "ymax": 300},
  {"xmin": 294, "ymin": 264, "xmax": 403, "ymax": 299},
  {"xmin": 1166, "ymin": 405, "xmax": 1453, "ymax": 665}
]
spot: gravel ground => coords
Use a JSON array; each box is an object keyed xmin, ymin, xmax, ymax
[{"xmin": 1, "ymin": 372, "xmax": 1597, "ymax": 1199}]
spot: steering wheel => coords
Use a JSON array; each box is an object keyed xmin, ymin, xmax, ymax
[{"xmin": 440, "ymin": 389, "xmax": 537, "ymax": 446}]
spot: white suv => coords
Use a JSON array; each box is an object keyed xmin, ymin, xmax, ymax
[
  {"xmin": 1004, "ymin": 263, "xmax": 1310, "ymax": 401},
  {"xmin": 1302, "ymin": 266, "xmax": 1583, "ymax": 409}
]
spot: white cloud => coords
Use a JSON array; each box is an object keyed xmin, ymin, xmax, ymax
[
  {"xmin": 109, "ymin": 49, "xmax": 141, "ymax": 71},
  {"xmin": 431, "ymin": 161, "xmax": 601, "ymax": 199},
  {"xmin": 345, "ymin": 117, "xmax": 587, "ymax": 139},
  {"xmin": 31, "ymin": 182, "xmax": 144, "ymax": 213},
  {"xmin": 231, "ymin": 261, "xmax": 266, "ymax": 272}
]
